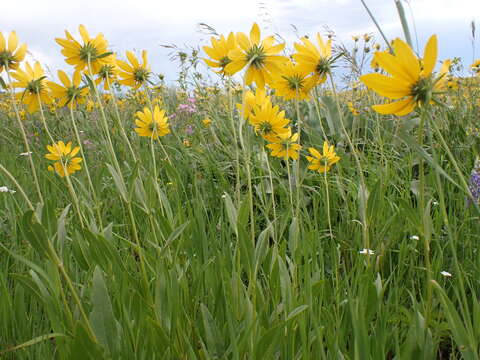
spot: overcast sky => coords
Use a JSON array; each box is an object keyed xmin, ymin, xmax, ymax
[{"xmin": 1, "ymin": 0, "xmax": 479, "ymax": 83}]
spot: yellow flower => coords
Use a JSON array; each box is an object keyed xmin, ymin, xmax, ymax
[
  {"xmin": 55, "ymin": 25, "xmax": 110, "ymax": 74},
  {"xmin": 202, "ymin": 118, "xmax": 212, "ymax": 126},
  {"xmin": 47, "ymin": 70, "xmax": 89, "ymax": 108},
  {"xmin": 270, "ymin": 60, "xmax": 316, "ymax": 100},
  {"xmin": 183, "ymin": 139, "xmax": 191, "ymax": 147},
  {"xmin": 45, "ymin": 141, "xmax": 82, "ymax": 177},
  {"xmin": 249, "ymin": 100, "xmax": 290, "ymax": 139},
  {"xmin": 265, "ymin": 128, "xmax": 301, "ymax": 160},
  {"xmin": 370, "ymin": 56, "xmax": 380, "ymax": 71},
  {"xmin": 117, "ymin": 50, "xmax": 150, "ymax": 89},
  {"xmin": 203, "ymin": 32, "xmax": 237, "ymax": 74},
  {"xmin": 293, "ymin": 33, "xmax": 333, "ymax": 85},
  {"xmin": 347, "ymin": 101, "xmax": 360, "ymax": 116},
  {"xmin": 0, "ymin": 31, "xmax": 27, "ymax": 72},
  {"xmin": 360, "ymin": 35, "xmax": 446, "ymax": 116},
  {"xmin": 224, "ymin": 23, "xmax": 286, "ymax": 88},
  {"xmin": 95, "ymin": 55, "xmax": 119, "ymax": 90},
  {"xmin": 306, "ymin": 141, "xmax": 340, "ymax": 173},
  {"xmin": 363, "ymin": 34, "xmax": 372, "ymax": 42},
  {"xmin": 10, "ymin": 61, "xmax": 53, "ymax": 113},
  {"xmin": 472, "ymin": 60, "xmax": 480, "ymax": 74},
  {"xmin": 352, "ymin": 35, "xmax": 360, "ymax": 42},
  {"xmin": 134, "ymin": 105, "xmax": 170, "ymax": 139},
  {"xmin": 236, "ymin": 88, "xmax": 271, "ymax": 119},
  {"xmin": 85, "ymin": 99, "xmax": 95, "ymax": 112}
]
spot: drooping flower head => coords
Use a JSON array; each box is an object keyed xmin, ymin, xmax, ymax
[
  {"xmin": 48, "ymin": 70, "xmax": 89, "ymax": 108},
  {"xmin": 0, "ymin": 31, "xmax": 27, "ymax": 72},
  {"xmin": 55, "ymin": 25, "xmax": 111, "ymax": 74},
  {"xmin": 271, "ymin": 60, "xmax": 316, "ymax": 100},
  {"xmin": 134, "ymin": 105, "xmax": 170, "ymax": 139},
  {"xmin": 360, "ymin": 35, "xmax": 448, "ymax": 116},
  {"xmin": 117, "ymin": 50, "xmax": 151, "ymax": 89},
  {"xmin": 249, "ymin": 100, "xmax": 290, "ymax": 139},
  {"xmin": 45, "ymin": 141, "xmax": 83, "ymax": 177},
  {"xmin": 203, "ymin": 32, "xmax": 237, "ymax": 75},
  {"xmin": 224, "ymin": 23, "xmax": 286, "ymax": 88},
  {"xmin": 293, "ymin": 33, "xmax": 333, "ymax": 85},
  {"xmin": 10, "ymin": 61, "xmax": 52, "ymax": 113},
  {"xmin": 265, "ymin": 127, "xmax": 301, "ymax": 160},
  {"xmin": 306, "ymin": 141, "xmax": 340, "ymax": 173}
]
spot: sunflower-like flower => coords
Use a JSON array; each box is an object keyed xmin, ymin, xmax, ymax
[
  {"xmin": 0, "ymin": 31, "xmax": 27, "ymax": 72},
  {"xmin": 270, "ymin": 61, "xmax": 316, "ymax": 100},
  {"xmin": 95, "ymin": 55, "xmax": 120, "ymax": 90},
  {"xmin": 55, "ymin": 25, "xmax": 111, "ymax": 74},
  {"xmin": 265, "ymin": 128, "xmax": 301, "ymax": 160},
  {"xmin": 203, "ymin": 32, "xmax": 237, "ymax": 75},
  {"xmin": 134, "ymin": 105, "xmax": 170, "ymax": 139},
  {"xmin": 306, "ymin": 141, "xmax": 340, "ymax": 173},
  {"xmin": 360, "ymin": 35, "xmax": 449, "ymax": 116},
  {"xmin": 471, "ymin": 60, "xmax": 480, "ymax": 75},
  {"xmin": 249, "ymin": 100, "xmax": 290, "ymax": 139},
  {"xmin": 47, "ymin": 70, "xmax": 89, "ymax": 108},
  {"xmin": 117, "ymin": 50, "xmax": 151, "ymax": 89},
  {"xmin": 45, "ymin": 141, "xmax": 83, "ymax": 177},
  {"xmin": 224, "ymin": 23, "xmax": 286, "ymax": 88},
  {"xmin": 347, "ymin": 101, "xmax": 360, "ymax": 116},
  {"xmin": 293, "ymin": 33, "xmax": 333, "ymax": 85},
  {"xmin": 236, "ymin": 88, "xmax": 271, "ymax": 119},
  {"xmin": 10, "ymin": 61, "xmax": 52, "ymax": 113}
]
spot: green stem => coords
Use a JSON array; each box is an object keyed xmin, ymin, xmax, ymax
[
  {"xmin": 69, "ymin": 103, "xmax": 103, "ymax": 227},
  {"xmin": 328, "ymin": 73, "xmax": 369, "ymax": 250},
  {"xmin": 4, "ymin": 67, "xmax": 43, "ymax": 203}
]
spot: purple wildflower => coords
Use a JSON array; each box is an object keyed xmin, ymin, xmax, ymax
[
  {"xmin": 468, "ymin": 159, "xmax": 480, "ymax": 205},
  {"xmin": 185, "ymin": 125, "xmax": 195, "ymax": 135}
]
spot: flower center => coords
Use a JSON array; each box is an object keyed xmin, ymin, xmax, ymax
[
  {"xmin": 79, "ymin": 42, "xmax": 99, "ymax": 62},
  {"xmin": 25, "ymin": 79, "xmax": 44, "ymax": 94},
  {"xmin": 411, "ymin": 76, "xmax": 433, "ymax": 104},
  {"xmin": 315, "ymin": 57, "xmax": 331, "ymax": 77},
  {"xmin": 0, "ymin": 50, "xmax": 15, "ymax": 67},
  {"xmin": 246, "ymin": 44, "xmax": 266, "ymax": 69},
  {"xmin": 285, "ymin": 74, "xmax": 305, "ymax": 91},
  {"xmin": 134, "ymin": 68, "xmax": 149, "ymax": 83},
  {"xmin": 219, "ymin": 56, "xmax": 231, "ymax": 68},
  {"xmin": 258, "ymin": 121, "xmax": 273, "ymax": 135}
]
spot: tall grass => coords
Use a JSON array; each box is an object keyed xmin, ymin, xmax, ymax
[{"xmin": 1, "ymin": 11, "xmax": 480, "ymax": 360}]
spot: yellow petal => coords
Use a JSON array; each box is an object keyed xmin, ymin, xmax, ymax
[
  {"xmin": 372, "ymin": 98, "xmax": 416, "ymax": 116},
  {"xmin": 421, "ymin": 35, "xmax": 437, "ymax": 76},
  {"xmin": 360, "ymin": 73, "xmax": 411, "ymax": 99},
  {"xmin": 250, "ymin": 23, "xmax": 261, "ymax": 45},
  {"xmin": 58, "ymin": 70, "xmax": 71, "ymax": 88},
  {"xmin": 8, "ymin": 31, "xmax": 18, "ymax": 52}
]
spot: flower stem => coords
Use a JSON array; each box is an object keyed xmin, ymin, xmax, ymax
[{"xmin": 4, "ymin": 68, "xmax": 43, "ymax": 203}]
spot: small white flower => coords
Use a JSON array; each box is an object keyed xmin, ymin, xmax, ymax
[
  {"xmin": 432, "ymin": 201, "xmax": 439, "ymax": 206},
  {"xmin": 0, "ymin": 186, "xmax": 15, "ymax": 194},
  {"xmin": 410, "ymin": 235, "xmax": 419, "ymax": 240},
  {"xmin": 359, "ymin": 248, "xmax": 375, "ymax": 255},
  {"xmin": 19, "ymin": 151, "xmax": 33, "ymax": 156},
  {"xmin": 221, "ymin": 194, "xmax": 226, "ymax": 199},
  {"xmin": 440, "ymin": 271, "xmax": 452, "ymax": 277}
]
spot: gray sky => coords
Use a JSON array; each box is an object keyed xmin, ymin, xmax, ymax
[{"xmin": 1, "ymin": 0, "xmax": 479, "ymax": 83}]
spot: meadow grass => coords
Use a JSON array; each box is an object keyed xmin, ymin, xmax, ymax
[{"xmin": 1, "ymin": 17, "xmax": 480, "ymax": 360}]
